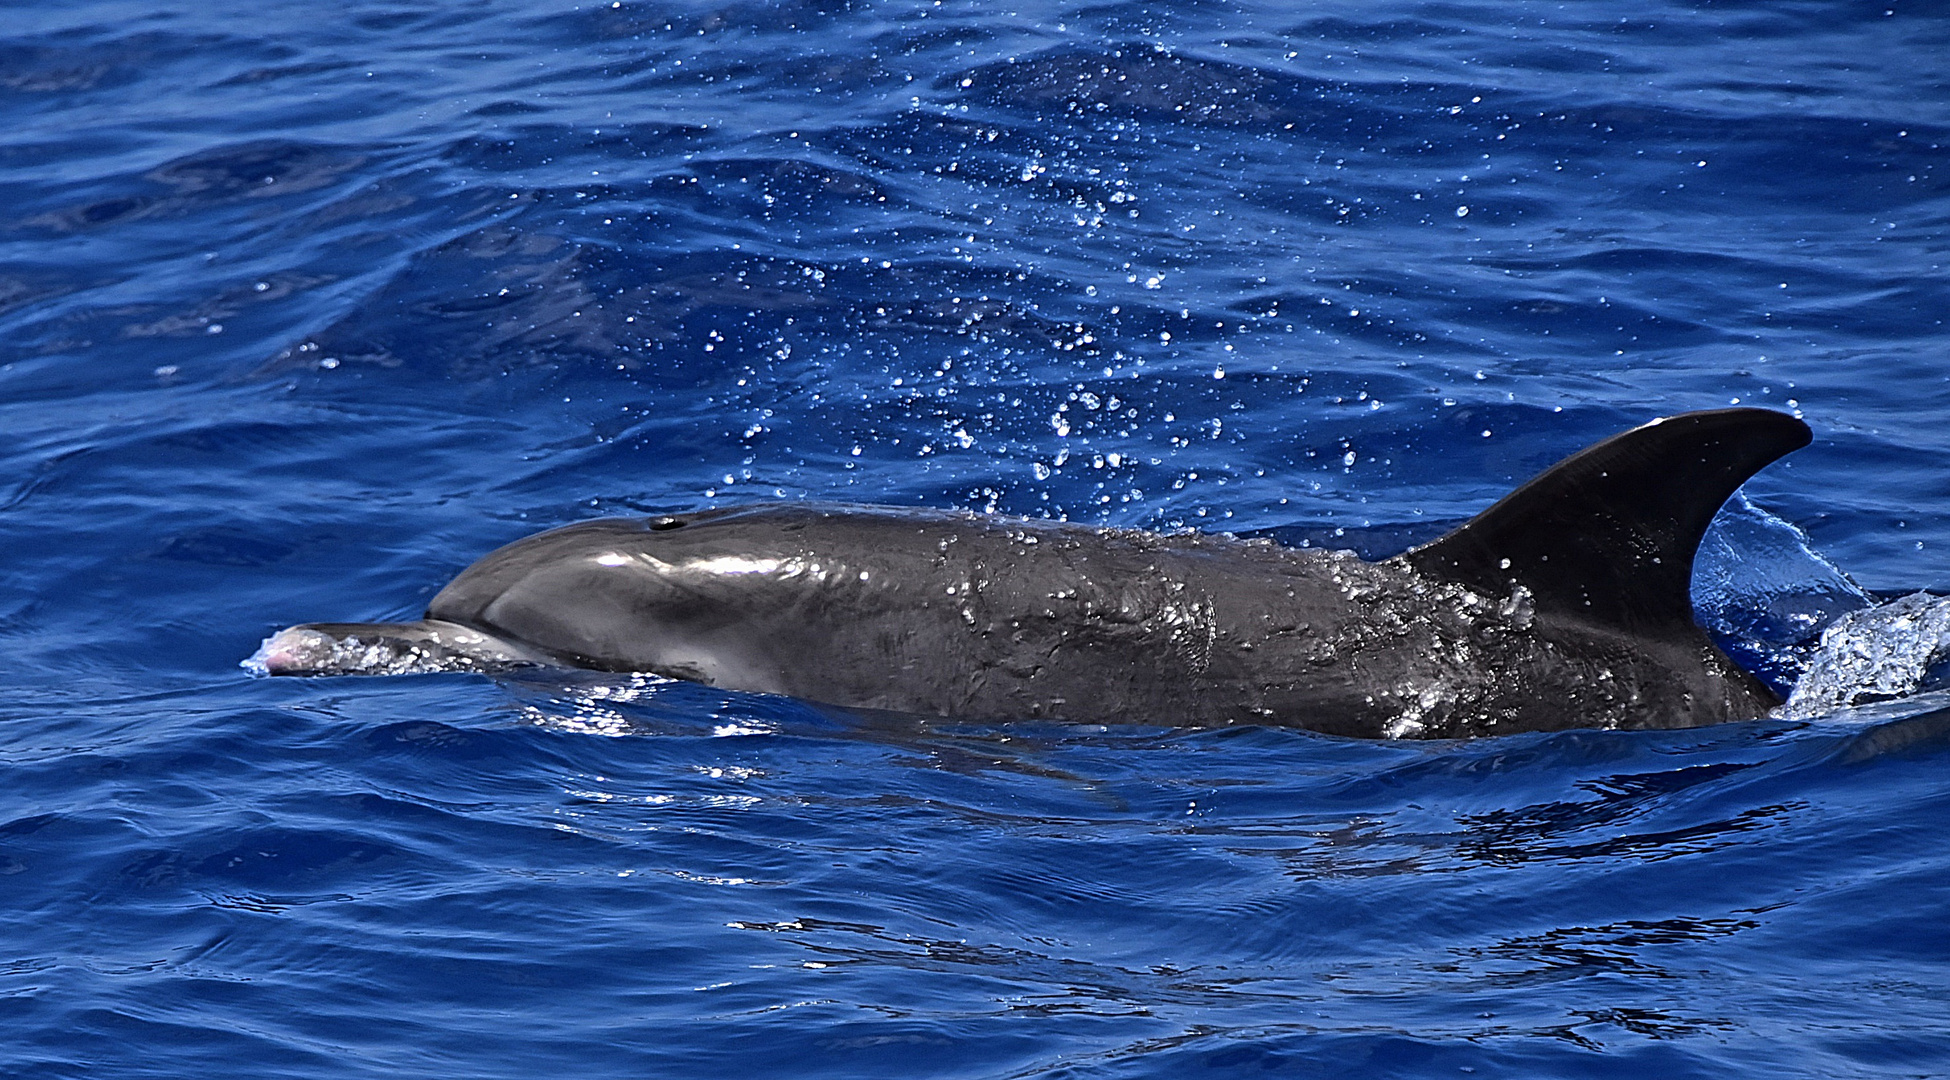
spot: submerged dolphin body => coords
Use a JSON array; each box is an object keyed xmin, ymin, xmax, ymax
[{"xmin": 256, "ymin": 408, "xmax": 1811, "ymax": 738}]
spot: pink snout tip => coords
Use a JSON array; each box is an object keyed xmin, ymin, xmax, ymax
[{"xmin": 242, "ymin": 627, "xmax": 337, "ymax": 676}]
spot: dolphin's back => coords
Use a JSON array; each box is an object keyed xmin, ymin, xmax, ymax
[{"xmin": 427, "ymin": 506, "xmax": 1401, "ymax": 729}]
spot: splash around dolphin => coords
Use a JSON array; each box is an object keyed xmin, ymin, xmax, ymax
[{"xmin": 253, "ymin": 408, "xmax": 1811, "ymax": 738}]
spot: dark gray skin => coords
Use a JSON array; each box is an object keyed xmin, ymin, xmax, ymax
[{"xmin": 255, "ymin": 408, "xmax": 1812, "ymax": 739}]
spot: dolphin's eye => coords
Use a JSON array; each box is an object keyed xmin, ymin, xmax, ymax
[{"xmin": 650, "ymin": 517, "xmax": 687, "ymax": 531}]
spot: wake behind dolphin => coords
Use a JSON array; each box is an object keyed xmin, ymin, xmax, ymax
[{"xmin": 254, "ymin": 408, "xmax": 1812, "ymax": 738}]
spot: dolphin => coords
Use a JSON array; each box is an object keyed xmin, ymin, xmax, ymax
[{"xmin": 253, "ymin": 407, "xmax": 1811, "ymax": 738}]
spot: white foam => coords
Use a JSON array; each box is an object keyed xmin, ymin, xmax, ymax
[{"xmin": 1778, "ymin": 592, "xmax": 1950, "ymax": 719}]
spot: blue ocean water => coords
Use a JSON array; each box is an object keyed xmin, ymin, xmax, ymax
[{"xmin": 3, "ymin": 0, "xmax": 1949, "ymax": 1075}]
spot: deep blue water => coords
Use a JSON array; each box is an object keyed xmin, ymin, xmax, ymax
[{"xmin": 4, "ymin": 1, "xmax": 1950, "ymax": 1075}]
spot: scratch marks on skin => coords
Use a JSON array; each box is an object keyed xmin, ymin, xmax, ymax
[
  {"xmin": 1329, "ymin": 567, "xmax": 1552, "ymax": 739},
  {"xmin": 1158, "ymin": 582, "xmax": 1218, "ymax": 677}
]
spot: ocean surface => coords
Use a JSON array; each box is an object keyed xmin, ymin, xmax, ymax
[{"xmin": 4, "ymin": 1, "xmax": 1950, "ymax": 1075}]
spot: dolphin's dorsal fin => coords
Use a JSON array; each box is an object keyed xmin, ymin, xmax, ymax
[{"xmin": 1400, "ymin": 408, "xmax": 1811, "ymax": 634}]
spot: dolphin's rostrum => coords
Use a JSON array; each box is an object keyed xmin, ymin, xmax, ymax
[{"xmin": 254, "ymin": 408, "xmax": 1811, "ymax": 738}]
